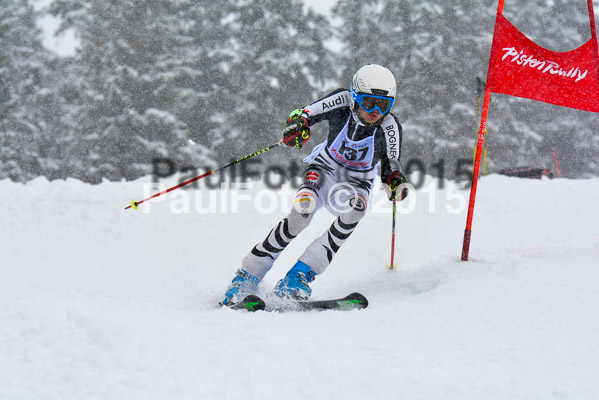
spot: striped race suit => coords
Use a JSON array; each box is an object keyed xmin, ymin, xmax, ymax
[{"xmin": 241, "ymin": 88, "xmax": 403, "ymax": 279}]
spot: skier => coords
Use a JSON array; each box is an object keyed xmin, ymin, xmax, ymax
[{"xmin": 220, "ymin": 64, "xmax": 408, "ymax": 306}]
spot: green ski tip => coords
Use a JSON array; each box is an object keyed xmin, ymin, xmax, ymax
[
  {"xmin": 240, "ymin": 295, "xmax": 265, "ymax": 312},
  {"xmin": 244, "ymin": 301, "xmax": 261, "ymax": 311}
]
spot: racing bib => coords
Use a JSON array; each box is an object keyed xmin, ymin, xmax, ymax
[{"xmin": 327, "ymin": 116, "xmax": 376, "ymax": 171}]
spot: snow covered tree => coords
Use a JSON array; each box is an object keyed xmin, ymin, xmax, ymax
[
  {"xmin": 0, "ymin": 0, "xmax": 57, "ymax": 181},
  {"xmin": 200, "ymin": 0, "xmax": 334, "ymax": 167},
  {"xmin": 155, "ymin": 2, "xmax": 244, "ymax": 166},
  {"xmin": 333, "ymin": 0, "xmax": 496, "ymax": 176},
  {"xmin": 49, "ymin": 0, "xmax": 332, "ymax": 181},
  {"xmin": 50, "ymin": 0, "xmax": 214, "ymax": 182}
]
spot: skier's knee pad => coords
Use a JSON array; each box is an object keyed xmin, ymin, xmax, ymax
[
  {"xmin": 287, "ymin": 189, "xmax": 318, "ymax": 235},
  {"xmin": 340, "ymin": 194, "xmax": 368, "ymax": 225}
]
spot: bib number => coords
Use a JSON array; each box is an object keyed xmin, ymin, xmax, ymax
[{"xmin": 339, "ymin": 140, "xmax": 369, "ymax": 161}]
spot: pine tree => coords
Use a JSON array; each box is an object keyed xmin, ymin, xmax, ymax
[
  {"xmin": 207, "ymin": 0, "xmax": 334, "ymax": 167},
  {"xmin": 0, "ymin": 0, "xmax": 55, "ymax": 181},
  {"xmin": 50, "ymin": 0, "xmax": 214, "ymax": 182},
  {"xmin": 334, "ymin": 0, "xmax": 496, "ymax": 175}
]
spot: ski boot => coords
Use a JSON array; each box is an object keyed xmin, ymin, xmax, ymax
[
  {"xmin": 220, "ymin": 269, "xmax": 260, "ymax": 307},
  {"xmin": 273, "ymin": 261, "xmax": 316, "ymax": 300}
]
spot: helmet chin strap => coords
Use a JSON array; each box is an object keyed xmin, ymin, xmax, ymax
[{"xmin": 351, "ymin": 109, "xmax": 364, "ymax": 125}]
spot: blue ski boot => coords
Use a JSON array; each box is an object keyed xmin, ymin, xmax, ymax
[
  {"xmin": 273, "ymin": 261, "xmax": 316, "ymax": 300},
  {"xmin": 220, "ymin": 269, "xmax": 260, "ymax": 307}
]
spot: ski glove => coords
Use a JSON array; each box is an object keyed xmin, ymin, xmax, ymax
[
  {"xmin": 385, "ymin": 171, "xmax": 408, "ymax": 201},
  {"xmin": 283, "ymin": 109, "xmax": 310, "ymax": 149}
]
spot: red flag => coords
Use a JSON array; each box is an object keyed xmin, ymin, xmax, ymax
[
  {"xmin": 462, "ymin": 0, "xmax": 599, "ymax": 262},
  {"xmin": 486, "ymin": 13, "xmax": 599, "ymax": 113}
]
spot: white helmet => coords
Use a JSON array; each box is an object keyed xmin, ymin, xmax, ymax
[
  {"xmin": 350, "ymin": 64, "xmax": 396, "ymax": 124},
  {"xmin": 351, "ymin": 64, "xmax": 396, "ymax": 98}
]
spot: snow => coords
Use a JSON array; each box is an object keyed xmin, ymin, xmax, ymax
[
  {"xmin": 302, "ymin": 0, "xmax": 337, "ymax": 18},
  {"xmin": 31, "ymin": 0, "xmax": 79, "ymax": 57},
  {"xmin": 1, "ymin": 174, "xmax": 598, "ymax": 399}
]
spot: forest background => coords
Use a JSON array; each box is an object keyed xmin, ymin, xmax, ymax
[{"xmin": 2, "ymin": 0, "xmax": 598, "ymax": 184}]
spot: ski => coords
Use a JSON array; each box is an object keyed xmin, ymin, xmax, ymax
[
  {"xmin": 228, "ymin": 295, "xmax": 266, "ymax": 312},
  {"xmin": 264, "ymin": 292, "xmax": 368, "ymax": 312},
  {"xmin": 294, "ymin": 292, "xmax": 368, "ymax": 311},
  {"xmin": 225, "ymin": 292, "xmax": 368, "ymax": 312}
]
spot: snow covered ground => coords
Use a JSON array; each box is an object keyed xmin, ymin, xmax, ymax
[{"xmin": 1, "ymin": 173, "xmax": 598, "ymax": 399}]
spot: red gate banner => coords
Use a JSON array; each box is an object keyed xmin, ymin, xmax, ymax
[
  {"xmin": 486, "ymin": 13, "xmax": 599, "ymax": 112},
  {"xmin": 461, "ymin": 0, "xmax": 599, "ymax": 262}
]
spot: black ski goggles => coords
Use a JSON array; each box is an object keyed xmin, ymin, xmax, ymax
[{"xmin": 351, "ymin": 85, "xmax": 395, "ymax": 114}]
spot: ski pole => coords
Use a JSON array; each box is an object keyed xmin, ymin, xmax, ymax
[
  {"xmin": 389, "ymin": 198, "xmax": 397, "ymax": 269},
  {"xmin": 125, "ymin": 140, "xmax": 285, "ymax": 210}
]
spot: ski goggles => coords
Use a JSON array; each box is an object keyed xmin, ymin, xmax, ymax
[{"xmin": 351, "ymin": 85, "xmax": 395, "ymax": 114}]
